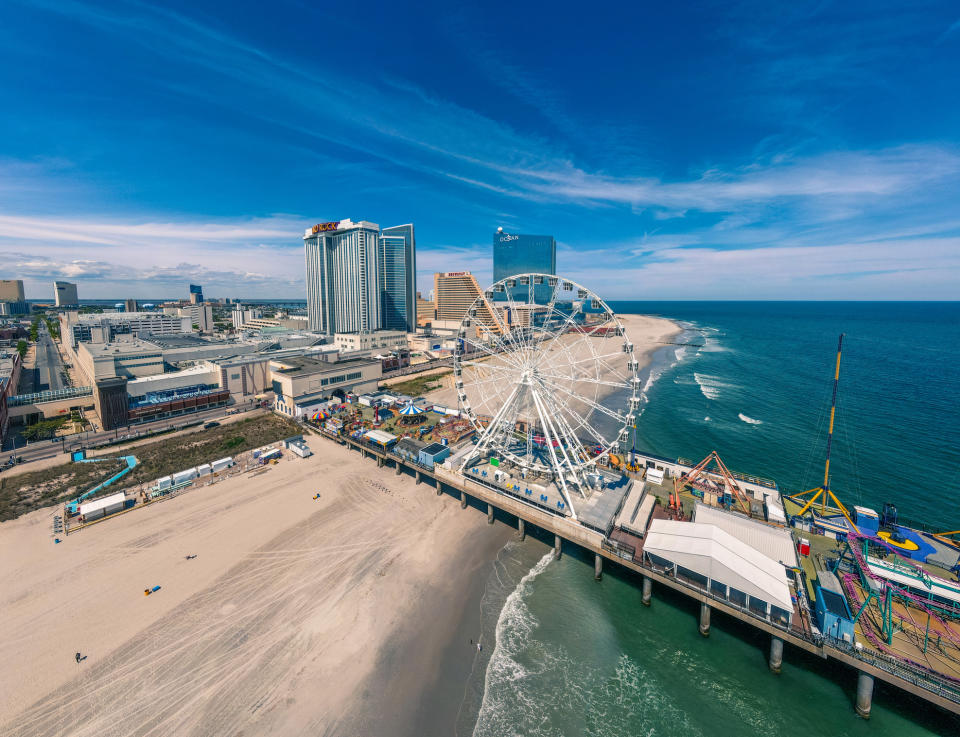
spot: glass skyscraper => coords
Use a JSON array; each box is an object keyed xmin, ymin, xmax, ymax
[
  {"xmin": 379, "ymin": 224, "xmax": 417, "ymax": 333},
  {"xmin": 304, "ymin": 219, "xmax": 416, "ymax": 335},
  {"xmin": 492, "ymin": 229, "xmax": 556, "ymax": 302}
]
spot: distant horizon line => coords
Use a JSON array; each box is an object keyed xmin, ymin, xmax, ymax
[{"xmin": 18, "ymin": 298, "xmax": 960, "ymax": 304}]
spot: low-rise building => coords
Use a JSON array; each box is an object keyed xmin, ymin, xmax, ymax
[
  {"xmin": 77, "ymin": 340, "xmax": 164, "ymax": 383},
  {"xmin": 0, "ymin": 301, "xmax": 30, "ymax": 316},
  {"xmin": 333, "ymin": 330, "xmax": 407, "ymax": 353},
  {"xmin": 127, "ymin": 383, "xmax": 229, "ymax": 424},
  {"xmin": 270, "ymin": 356, "xmax": 381, "ymax": 417},
  {"xmin": 126, "ymin": 364, "xmax": 222, "ymax": 400},
  {"xmin": 418, "ymin": 442, "xmax": 450, "ymax": 469},
  {"xmin": 61, "ymin": 312, "xmax": 193, "ymax": 355},
  {"xmin": 212, "ymin": 346, "xmax": 338, "ymax": 398},
  {"xmin": 0, "ymin": 350, "xmax": 22, "ymax": 442}
]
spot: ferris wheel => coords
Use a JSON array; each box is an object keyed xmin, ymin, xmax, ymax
[{"xmin": 453, "ymin": 274, "xmax": 640, "ymax": 519}]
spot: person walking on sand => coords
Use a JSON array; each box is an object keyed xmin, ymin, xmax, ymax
[{"xmin": 477, "ymin": 642, "xmax": 482, "ymax": 653}]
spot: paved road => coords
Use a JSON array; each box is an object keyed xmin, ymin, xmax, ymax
[
  {"xmin": 34, "ymin": 326, "xmax": 65, "ymax": 392},
  {"xmin": 4, "ymin": 400, "xmax": 263, "ymax": 462}
]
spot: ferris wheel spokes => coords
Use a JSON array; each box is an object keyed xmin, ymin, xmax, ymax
[{"xmin": 454, "ymin": 274, "xmax": 638, "ymax": 522}]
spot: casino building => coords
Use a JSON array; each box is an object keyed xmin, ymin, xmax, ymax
[
  {"xmin": 492, "ymin": 228, "xmax": 556, "ymax": 302},
  {"xmin": 303, "ymin": 219, "xmax": 416, "ymax": 335}
]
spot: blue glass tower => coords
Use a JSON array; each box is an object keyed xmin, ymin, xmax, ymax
[
  {"xmin": 379, "ymin": 224, "xmax": 417, "ymax": 332},
  {"xmin": 493, "ymin": 229, "xmax": 556, "ymax": 301}
]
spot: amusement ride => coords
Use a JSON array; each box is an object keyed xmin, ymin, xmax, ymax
[{"xmin": 453, "ymin": 274, "xmax": 639, "ymax": 519}]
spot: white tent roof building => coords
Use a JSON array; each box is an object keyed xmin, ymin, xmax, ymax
[
  {"xmin": 693, "ymin": 503, "xmax": 798, "ymax": 569},
  {"xmin": 644, "ymin": 520, "xmax": 794, "ymax": 620}
]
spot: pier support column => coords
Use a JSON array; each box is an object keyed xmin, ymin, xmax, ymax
[
  {"xmin": 377, "ymin": 456, "xmax": 384, "ymax": 468},
  {"xmin": 460, "ymin": 491, "xmax": 468, "ymax": 509},
  {"xmin": 769, "ymin": 636, "xmax": 783, "ymax": 674},
  {"xmin": 518, "ymin": 519, "xmax": 525, "ymax": 541},
  {"xmin": 642, "ymin": 576, "xmax": 652, "ymax": 606},
  {"xmin": 554, "ymin": 535, "xmax": 562, "ymax": 560},
  {"xmin": 396, "ymin": 462, "xmax": 402, "ymax": 475},
  {"xmin": 699, "ymin": 602, "xmax": 711, "ymax": 637},
  {"xmin": 487, "ymin": 504, "xmax": 495, "ymax": 524},
  {"xmin": 855, "ymin": 672, "xmax": 874, "ymax": 719},
  {"xmin": 594, "ymin": 554, "xmax": 603, "ymax": 581}
]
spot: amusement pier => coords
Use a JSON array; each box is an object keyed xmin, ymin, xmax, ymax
[
  {"xmin": 310, "ymin": 276, "xmax": 960, "ymax": 720},
  {"xmin": 46, "ymin": 274, "xmax": 960, "ymax": 723}
]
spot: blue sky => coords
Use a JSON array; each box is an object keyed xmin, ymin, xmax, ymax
[{"xmin": 1, "ymin": 0, "xmax": 958, "ymax": 300}]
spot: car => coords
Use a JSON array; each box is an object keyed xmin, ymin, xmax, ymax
[{"xmin": 204, "ymin": 421, "xmax": 220, "ymax": 429}]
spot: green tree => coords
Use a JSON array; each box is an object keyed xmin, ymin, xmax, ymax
[
  {"xmin": 22, "ymin": 417, "xmax": 69, "ymax": 442},
  {"xmin": 16, "ymin": 340, "xmax": 27, "ymax": 358}
]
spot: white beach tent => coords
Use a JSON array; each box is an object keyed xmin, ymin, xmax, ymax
[{"xmin": 643, "ymin": 519, "xmax": 793, "ymax": 612}]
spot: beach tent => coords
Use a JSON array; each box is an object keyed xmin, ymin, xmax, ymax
[{"xmin": 399, "ymin": 403, "xmax": 424, "ymax": 416}]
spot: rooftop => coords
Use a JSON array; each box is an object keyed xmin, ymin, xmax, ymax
[
  {"xmin": 693, "ymin": 502, "xmax": 798, "ymax": 568},
  {"xmin": 80, "ymin": 340, "xmax": 162, "ymax": 357},
  {"xmin": 139, "ymin": 333, "xmax": 213, "ymax": 349},
  {"xmin": 271, "ymin": 356, "xmax": 378, "ymax": 377}
]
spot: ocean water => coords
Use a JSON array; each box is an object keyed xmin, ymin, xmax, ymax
[{"xmin": 468, "ymin": 302, "xmax": 960, "ymax": 736}]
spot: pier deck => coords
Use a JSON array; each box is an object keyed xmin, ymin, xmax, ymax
[{"xmin": 334, "ymin": 430, "xmax": 960, "ymax": 717}]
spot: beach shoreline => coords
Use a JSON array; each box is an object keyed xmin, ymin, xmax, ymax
[{"xmin": 0, "ymin": 313, "xmax": 682, "ymax": 737}]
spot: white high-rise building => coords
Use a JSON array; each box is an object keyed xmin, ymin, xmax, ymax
[{"xmin": 304, "ymin": 218, "xmax": 416, "ymax": 335}]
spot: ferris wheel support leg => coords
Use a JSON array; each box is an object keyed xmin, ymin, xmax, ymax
[
  {"xmin": 460, "ymin": 384, "xmax": 521, "ymax": 471},
  {"xmin": 530, "ymin": 387, "xmax": 577, "ymax": 519}
]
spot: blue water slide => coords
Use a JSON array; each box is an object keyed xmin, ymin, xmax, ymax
[{"xmin": 66, "ymin": 455, "xmax": 139, "ymax": 515}]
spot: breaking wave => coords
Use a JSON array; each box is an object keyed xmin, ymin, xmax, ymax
[
  {"xmin": 693, "ymin": 372, "xmax": 732, "ymax": 400},
  {"xmin": 738, "ymin": 413, "xmax": 763, "ymax": 425},
  {"xmin": 473, "ymin": 551, "xmax": 554, "ymax": 736}
]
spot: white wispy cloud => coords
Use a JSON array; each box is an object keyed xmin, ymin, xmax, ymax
[
  {"xmin": 0, "ymin": 213, "xmax": 302, "ymax": 248},
  {"xmin": 4, "ymin": 0, "xmax": 958, "ymax": 301},
  {"xmin": 28, "ymin": 0, "xmax": 958, "ymax": 216},
  {"xmin": 566, "ymin": 237, "xmax": 960, "ymax": 300}
]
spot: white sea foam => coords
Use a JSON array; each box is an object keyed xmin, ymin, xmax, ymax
[
  {"xmin": 473, "ymin": 551, "xmax": 554, "ymax": 736},
  {"xmin": 699, "ymin": 335, "xmax": 727, "ymax": 353},
  {"xmin": 704, "ymin": 416, "xmax": 711, "ymax": 422},
  {"xmin": 693, "ymin": 372, "xmax": 732, "ymax": 400},
  {"xmin": 738, "ymin": 413, "xmax": 763, "ymax": 425},
  {"xmin": 635, "ymin": 336, "xmax": 691, "ymax": 416}
]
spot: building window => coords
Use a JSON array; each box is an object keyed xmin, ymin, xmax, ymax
[{"xmin": 231, "ymin": 373, "xmax": 240, "ymax": 380}]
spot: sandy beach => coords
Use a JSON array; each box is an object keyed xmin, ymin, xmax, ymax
[
  {"xmin": 426, "ymin": 312, "xmax": 683, "ymax": 413},
  {"xmin": 0, "ymin": 312, "xmax": 680, "ymax": 737},
  {"xmin": 0, "ymin": 438, "xmax": 511, "ymax": 736}
]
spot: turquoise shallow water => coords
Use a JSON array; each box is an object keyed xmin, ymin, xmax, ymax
[{"xmin": 469, "ymin": 302, "xmax": 960, "ymax": 736}]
